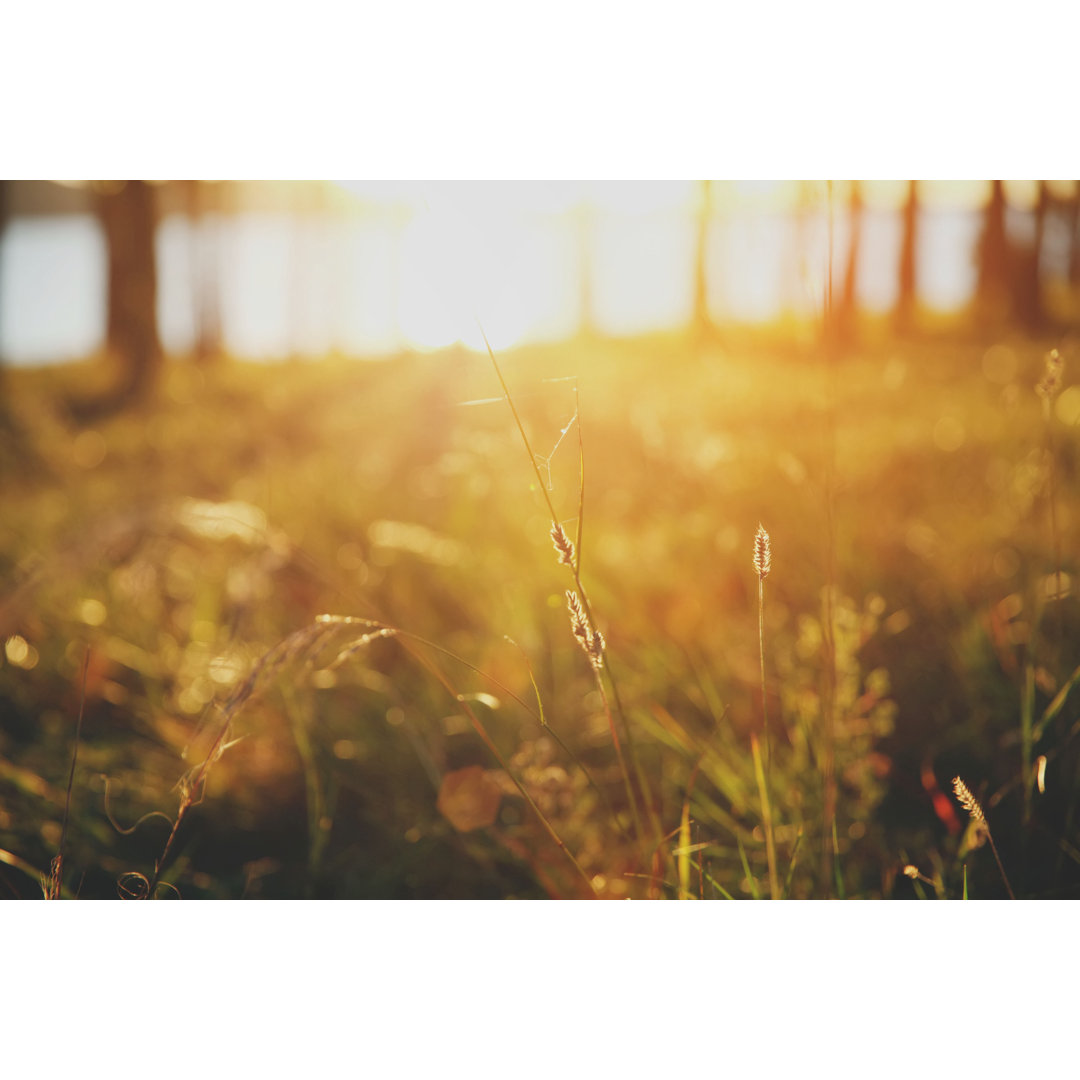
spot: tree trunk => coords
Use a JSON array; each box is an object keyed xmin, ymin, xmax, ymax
[
  {"xmin": 976, "ymin": 179, "xmax": 1010, "ymax": 327},
  {"xmin": 185, "ymin": 180, "xmax": 222, "ymax": 365},
  {"xmin": 1068, "ymin": 181, "xmax": 1080, "ymax": 289},
  {"xmin": 836, "ymin": 181, "xmax": 862, "ymax": 346},
  {"xmin": 1013, "ymin": 180, "xmax": 1048, "ymax": 332},
  {"xmin": 69, "ymin": 180, "xmax": 162, "ymax": 421},
  {"xmin": 692, "ymin": 180, "xmax": 714, "ymax": 344},
  {"xmin": 895, "ymin": 181, "xmax": 918, "ymax": 334},
  {"xmin": 0, "ymin": 180, "xmax": 19, "ymax": 455}
]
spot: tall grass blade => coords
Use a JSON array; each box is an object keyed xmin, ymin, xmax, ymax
[
  {"xmin": 751, "ymin": 733, "xmax": 779, "ymax": 899},
  {"xmin": 677, "ymin": 797, "xmax": 692, "ymax": 899},
  {"xmin": 736, "ymin": 832, "xmax": 760, "ymax": 900},
  {"xmin": 782, "ymin": 826, "xmax": 804, "ymax": 900},
  {"xmin": 1022, "ymin": 662, "xmax": 1034, "ymax": 826},
  {"xmin": 831, "ymin": 818, "xmax": 846, "ymax": 900}
]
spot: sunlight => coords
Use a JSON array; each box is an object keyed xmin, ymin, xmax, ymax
[
  {"xmin": 398, "ymin": 194, "xmax": 546, "ymax": 352},
  {"xmin": 3, "ymin": 179, "xmax": 1064, "ymax": 366}
]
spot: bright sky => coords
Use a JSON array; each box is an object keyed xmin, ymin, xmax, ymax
[{"xmin": 1, "ymin": 180, "xmax": 1071, "ymax": 363}]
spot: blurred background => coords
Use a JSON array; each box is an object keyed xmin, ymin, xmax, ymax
[
  {"xmin": 3, "ymin": 181, "xmax": 1079, "ymax": 371},
  {"xmin": 1, "ymin": 179, "xmax": 1078, "ymax": 900}
]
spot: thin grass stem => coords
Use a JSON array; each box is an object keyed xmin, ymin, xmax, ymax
[
  {"xmin": 47, "ymin": 647, "xmax": 90, "ymax": 900},
  {"xmin": 481, "ymin": 328, "xmax": 655, "ymax": 856},
  {"xmin": 751, "ymin": 733, "xmax": 779, "ymax": 900}
]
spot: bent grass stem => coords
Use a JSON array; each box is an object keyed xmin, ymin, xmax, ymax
[{"xmin": 481, "ymin": 328, "xmax": 659, "ymax": 859}]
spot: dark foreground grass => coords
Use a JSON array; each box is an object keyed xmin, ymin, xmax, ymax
[{"xmin": 1, "ymin": 332, "xmax": 1078, "ymax": 898}]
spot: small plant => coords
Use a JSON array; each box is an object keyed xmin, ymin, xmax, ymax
[
  {"xmin": 752, "ymin": 525, "xmax": 779, "ymax": 900},
  {"xmin": 952, "ymin": 776, "xmax": 1015, "ymax": 900}
]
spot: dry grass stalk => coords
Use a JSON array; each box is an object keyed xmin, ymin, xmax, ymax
[
  {"xmin": 550, "ymin": 521, "xmax": 576, "ymax": 568},
  {"xmin": 566, "ymin": 589, "xmax": 604, "ymax": 670},
  {"xmin": 752, "ymin": 525, "xmax": 778, "ymax": 899},
  {"xmin": 952, "ymin": 776, "xmax": 985, "ymax": 823},
  {"xmin": 753, "ymin": 524, "xmax": 772, "ymax": 580},
  {"xmin": 903, "ymin": 863, "xmax": 935, "ymax": 886},
  {"xmin": 117, "ymin": 621, "xmax": 341, "ymax": 899},
  {"xmin": 751, "ymin": 522, "xmax": 777, "ymax": 885},
  {"xmin": 566, "ymin": 588, "xmax": 589, "ymax": 646},
  {"xmin": 43, "ymin": 647, "xmax": 91, "ymax": 899},
  {"xmin": 952, "ymin": 775, "xmax": 1015, "ymax": 899},
  {"xmin": 481, "ymin": 328, "xmax": 660, "ymax": 856}
]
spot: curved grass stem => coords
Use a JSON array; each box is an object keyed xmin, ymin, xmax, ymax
[{"xmin": 481, "ymin": 328, "xmax": 657, "ymax": 863}]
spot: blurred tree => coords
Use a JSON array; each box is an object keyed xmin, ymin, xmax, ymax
[
  {"xmin": 692, "ymin": 180, "xmax": 715, "ymax": 344},
  {"xmin": 1068, "ymin": 181, "xmax": 1080, "ymax": 291},
  {"xmin": 1012, "ymin": 180, "xmax": 1048, "ymax": 332},
  {"xmin": 0, "ymin": 179, "xmax": 17, "ymax": 454},
  {"xmin": 69, "ymin": 180, "xmax": 162, "ymax": 421},
  {"xmin": 791, "ymin": 180, "xmax": 818, "ymax": 315},
  {"xmin": 835, "ymin": 180, "xmax": 863, "ymax": 346},
  {"xmin": 0, "ymin": 180, "xmax": 30, "ymax": 465},
  {"xmin": 895, "ymin": 180, "xmax": 918, "ymax": 334},
  {"xmin": 975, "ymin": 179, "xmax": 1010, "ymax": 328},
  {"xmin": 184, "ymin": 180, "xmax": 222, "ymax": 365},
  {"xmin": 975, "ymin": 180, "xmax": 1057, "ymax": 332}
]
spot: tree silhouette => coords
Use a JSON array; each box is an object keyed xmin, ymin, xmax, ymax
[
  {"xmin": 1068, "ymin": 181, "xmax": 1080, "ymax": 291},
  {"xmin": 975, "ymin": 180, "xmax": 1010, "ymax": 329},
  {"xmin": 895, "ymin": 181, "xmax": 919, "ymax": 334},
  {"xmin": 68, "ymin": 180, "xmax": 163, "ymax": 421},
  {"xmin": 184, "ymin": 180, "xmax": 222, "ymax": 365},
  {"xmin": 0, "ymin": 180, "xmax": 22, "ymax": 460},
  {"xmin": 835, "ymin": 180, "xmax": 862, "ymax": 346},
  {"xmin": 1012, "ymin": 180, "xmax": 1048, "ymax": 332}
]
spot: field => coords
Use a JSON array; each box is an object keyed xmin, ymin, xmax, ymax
[{"xmin": 1, "ymin": 331, "xmax": 1078, "ymax": 899}]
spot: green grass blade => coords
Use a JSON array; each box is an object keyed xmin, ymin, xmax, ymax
[
  {"xmin": 782, "ymin": 826, "xmax": 804, "ymax": 899},
  {"xmin": 751, "ymin": 733, "xmax": 779, "ymax": 900},
  {"xmin": 1022, "ymin": 663, "xmax": 1034, "ymax": 825},
  {"xmin": 1033, "ymin": 660, "xmax": 1080, "ymax": 742},
  {"xmin": 702, "ymin": 868, "xmax": 735, "ymax": 900},
  {"xmin": 832, "ymin": 819, "xmax": 846, "ymax": 900},
  {"xmin": 736, "ymin": 833, "xmax": 760, "ymax": 900}
]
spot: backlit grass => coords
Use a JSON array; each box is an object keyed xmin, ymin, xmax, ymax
[{"xmin": 1, "ymin": 332, "xmax": 1077, "ymax": 898}]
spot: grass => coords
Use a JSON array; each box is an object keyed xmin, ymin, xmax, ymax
[{"xmin": 1, "ymin": 329, "xmax": 1078, "ymax": 898}]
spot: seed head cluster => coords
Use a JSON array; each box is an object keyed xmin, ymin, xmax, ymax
[
  {"xmin": 753, "ymin": 524, "xmax": 772, "ymax": 581},
  {"xmin": 566, "ymin": 589, "xmax": 604, "ymax": 670},
  {"xmin": 952, "ymin": 776, "xmax": 985, "ymax": 823},
  {"xmin": 550, "ymin": 521, "xmax": 576, "ymax": 567}
]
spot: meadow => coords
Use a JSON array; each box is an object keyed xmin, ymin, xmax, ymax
[{"xmin": 1, "ymin": 329, "xmax": 1077, "ymax": 899}]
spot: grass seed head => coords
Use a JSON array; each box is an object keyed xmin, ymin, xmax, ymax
[
  {"xmin": 566, "ymin": 589, "xmax": 604, "ymax": 668},
  {"xmin": 566, "ymin": 589, "xmax": 589, "ymax": 644},
  {"xmin": 952, "ymin": 776, "xmax": 985, "ymax": 823},
  {"xmin": 550, "ymin": 522, "xmax": 575, "ymax": 567},
  {"xmin": 587, "ymin": 628, "xmax": 606, "ymax": 670},
  {"xmin": 753, "ymin": 524, "xmax": 772, "ymax": 581}
]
